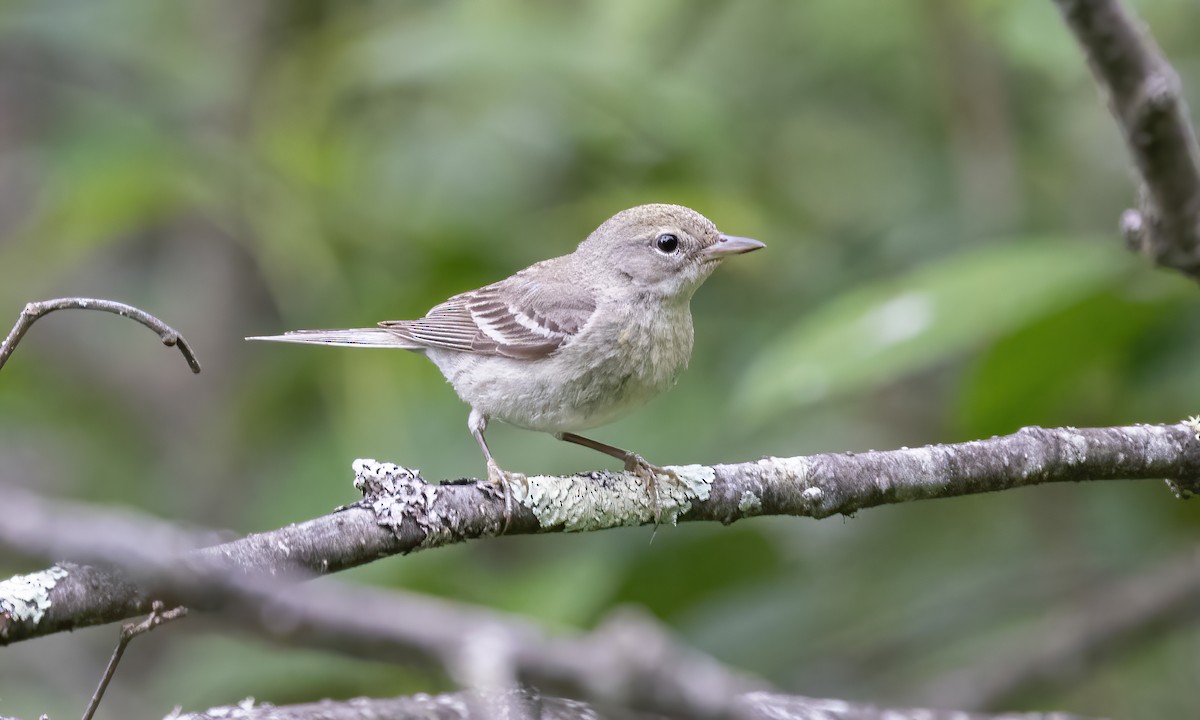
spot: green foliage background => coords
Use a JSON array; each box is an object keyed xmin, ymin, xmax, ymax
[{"xmin": 2, "ymin": 1, "xmax": 1199, "ymax": 717}]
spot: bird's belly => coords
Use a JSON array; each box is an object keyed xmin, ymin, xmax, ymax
[
  {"xmin": 430, "ymin": 306, "xmax": 693, "ymax": 433},
  {"xmin": 448, "ymin": 355, "xmax": 672, "ymax": 433},
  {"xmin": 524, "ymin": 371, "xmax": 665, "ymax": 432}
]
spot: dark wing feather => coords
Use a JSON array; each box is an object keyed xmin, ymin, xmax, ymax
[{"xmin": 379, "ymin": 271, "xmax": 596, "ymax": 359}]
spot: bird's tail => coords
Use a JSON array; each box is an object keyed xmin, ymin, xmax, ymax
[{"xmin": 246, "ymin": 328, "xmax": 422, "ymax": 349}]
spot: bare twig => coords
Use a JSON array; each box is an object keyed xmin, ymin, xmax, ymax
[
  {"xmin": 82, "ymin": 602, "xmax": 188, "ymax": 720},
  {"xmin": 1053, "ymin": 0, "xmax": 1200, "ymax": 277},
  {"xmin": 3, "ymin": 422, "xmax": 1199, "ymax": 648},
  {"xmin": 0, "ymin": 297, "xmax": 201, "ymax": 373}
]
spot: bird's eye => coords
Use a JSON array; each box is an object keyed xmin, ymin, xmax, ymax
[{"xmin": 655, "ymin": 233, "xmax": 680, "ymax": 254}]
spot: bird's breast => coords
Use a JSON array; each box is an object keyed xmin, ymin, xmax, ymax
[
  {"xmin": 437, "ymin": 298, "xmax": 695, "ymax": 433},
  {"xmin": 603, "ymin": 300, "xmax": 694, "ymax": 390},
  {"xmin": 539, "ymin": 298, "xmax": 694, "ymax": 430}
]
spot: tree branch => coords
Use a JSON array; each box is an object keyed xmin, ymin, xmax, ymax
[
  {"xmin": 0, "ymin": 490, "xmax": 767, "ymax": 718},
  {"xmin": 167, "ymin": 690, "xmax": 616, "ymax": 720},
  {"xmin": 3, "ymin": 421, "xmax": 1198, "ymax": 649},
  {"xmin": 0, "ymin": 488, "xmax": 1094, "ymax": 720},
  {"xmin": 167, "ymin": 688, "xmax": 1094, "ymax": 720},
  {"xmin": 1052, "ymin": 0, "xmax": 1200, "ymax": 277},
  {"xmin": 0, "ymin": 297, "xmax": 201, "ymax": 373}
]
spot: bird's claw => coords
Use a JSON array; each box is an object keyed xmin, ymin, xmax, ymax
[
  {"xmin": 623, "ymin": 452, "xmax": 675, "ymax": 525},
  {"xmin": 486, "ymin": 460, "xmax": 527, "ymax": 533}
]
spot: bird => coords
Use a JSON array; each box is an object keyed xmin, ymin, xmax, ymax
[{"xmin": 249, "ymin": 203, "xmax": 764, "ymax": 522}]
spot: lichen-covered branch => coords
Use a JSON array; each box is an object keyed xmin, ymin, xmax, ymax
[
  {"xmin": 0, "ymin": 489, "xmax": 764, "ymax": 719},
  {"xmin": 1053, "ymin": 0, "xmax": 1200, "ymax": 278},
  {"xmin": 167, "ymin": 690, "xmax": 603, "ymax": 720},
  {"xmin": 3, "ymin": 422, "xmax": 1198, "ymax": 648},
  {"xmin": 0, "ymin": 489, "xmax": 1095, "ymax": 720}
]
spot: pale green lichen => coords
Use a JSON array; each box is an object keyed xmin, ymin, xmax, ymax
[
  {"xmin": 738, "ymin": 491, "xmax": 762, "ymax": 514},
  {"xmin": 0, "ymin": 565, "xmax": 69, "ymax": 625},
  {"xmin": 517, "ymin": 465, "xmax": 715, "ymax": 531}
]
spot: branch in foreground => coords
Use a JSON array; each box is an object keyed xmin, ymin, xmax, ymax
[
  {"xmin": 0, "ymin": 488, "xmax": 768, "ymax": 719},
  {"xmin": 1053, "ymin": 0, "xmax": 1200, "ymax": 277},
  {"xmin": 0, "ymin": 297, "xmax": 201, "ymax": 373},
  {"xmin": 3, "ymin": 422, "xmax": 1198, "ymax": 647},
  {"xmin": 169, "ymin": 689, "xmax": 1092, "ymax": 720},
  {"xmin": 0, "ymin": 490, "xmax": 1094, "ymax": 720},
  {"xmin": 168, "ymin": 690, "xmax": 607, "ymax": 720}
]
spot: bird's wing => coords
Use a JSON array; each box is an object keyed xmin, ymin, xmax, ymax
[{"xmin": 379, "ymin": 271, "xmax": 596, "ymax": 359}]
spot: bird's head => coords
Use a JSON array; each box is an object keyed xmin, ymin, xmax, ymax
[{"xmin": 577, "ymin": 203, "xmax": 764, "ymax": 301}]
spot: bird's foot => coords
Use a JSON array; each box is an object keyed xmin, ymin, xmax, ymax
[
  {"xmin": 486, "ymin": 460, "xmax": 527, "ymax": 533},
  {"xmin": 623, "ymin": 453, "xmax": 677, "ymax": 525}
]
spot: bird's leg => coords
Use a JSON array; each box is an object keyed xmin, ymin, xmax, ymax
[
  {"xmin": 469, "ymin": 409, "xmax": 525, "ymax": 531},
  {"xmin": 556, "ymin": 432, "xmax": 676, "ymax": 523}
]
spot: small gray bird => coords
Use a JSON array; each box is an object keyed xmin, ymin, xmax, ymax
[{"xmin": 250, "ymin": 204, "xmax": 764, "ymax": 517}]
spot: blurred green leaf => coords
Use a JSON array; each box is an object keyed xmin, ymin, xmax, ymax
[
  {"xmin": 608, "ymin": 526, "xmax": 781, "ymax": 621},
  {"xmin": 29, "ymin": 114, "xmax": 189, "ymax": 257},
  {"xmin": 955, "ymin": 288, "xmax": 1185, "ymax": 438},
  {"xmin": 736, "ymin": 238, "xmax": 1130, "ymax": 421}
]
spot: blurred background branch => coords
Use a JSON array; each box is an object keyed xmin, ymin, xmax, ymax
[
  {"xmin": 167, "ymin": 690, "xmax": 1095, "ymax": 720},
  {"xmin": 1053, "ymin": 0, "xmax": 1200, "ymax": 278}
]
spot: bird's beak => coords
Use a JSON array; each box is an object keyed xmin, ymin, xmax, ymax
[{"xmin": 703, "ymin": 234, "xmax": 766, "ymax": 259}]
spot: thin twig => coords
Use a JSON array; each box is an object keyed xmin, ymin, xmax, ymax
[
  {"xmin": 1053, "ymin": 0, "xmax": 1200, "ymax": 278},
  {"xmin": 81, "ymin": 602, "xmax": 188, "ymax": 720},
  {"xmin": 0, "ymin": 297, "xmax": 201, "ymax": 374}
]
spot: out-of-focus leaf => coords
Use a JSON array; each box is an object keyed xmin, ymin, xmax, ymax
[
  {"xmin": 955, "ymin": 288, "xmax": 1185, "ymax": 438},
  {"xmin": 736, "ymin": 238, "xmax": 1129, "ymax": 421},
  {"xmin": 607, "ymin": 526, "xmax": 781, "ymax": 621},
  {"xmin": 29, "ymin": 118, "xmax": 188, "ymax": 257}
]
